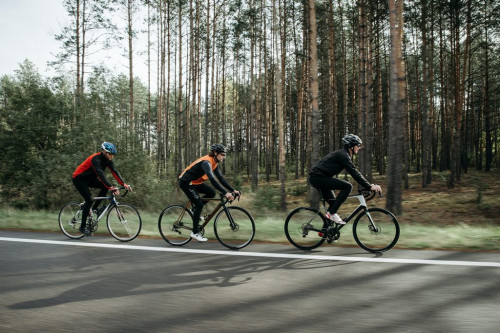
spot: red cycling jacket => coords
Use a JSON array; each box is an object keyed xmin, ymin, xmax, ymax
[{"xmin": 73, "ymin": 152, "xmax": 125, "ymax": 189}]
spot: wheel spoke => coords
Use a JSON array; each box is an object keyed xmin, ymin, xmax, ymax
[
  {"xmin": 214, "ymin": 207, "xmax": 255, "ymax": 249},
  {"xmin": 58, "ymin": 202, "xmax": 85, "ymax": 239},
  {"xmin": 107, "ymin": 204, "xmax": 142, "ymax": 242},
  {"xmin": 159, "ymin": 205, "xmax": 193, "ymax": 246},
  {"xmin": 353, "ymin": 208, "xmax": 400, "ymax": 252},
  {"xmin": 285, "ymin": 207, "xmax": 326, "ymax": 250}
]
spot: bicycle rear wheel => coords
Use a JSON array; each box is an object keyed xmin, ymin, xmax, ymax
[
  {"xmin": 214, "ymin": 206, "xmax": 255, "ymax": 249},
  {"xmin": 158, "ymin": 205, "xmax": 193, "ymax": 246},
  {"xmin": 106, "ymin": 204, "xmax": 142, "ymax": 242},
  {"xmin": 58, "ymin": 202, "xmax": 85, "ymax": 239},
  {"xmin": 352, "ymin": 208, "xmax": 400, "ymax": 253},
  {"xmin": 284, "ymin": 207, "xmax": 327, "ymax": 250}
]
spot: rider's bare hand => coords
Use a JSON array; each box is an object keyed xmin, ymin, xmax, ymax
[
  {"xmin": 110, "ymin": 187, "xmax": 120, "ymax": 196},
  {"xmin": 370, "ymin": 184, "xmax": 382, "ymax": 194}
]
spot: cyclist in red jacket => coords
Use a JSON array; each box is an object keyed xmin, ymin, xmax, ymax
[
  {"xmin": 72, "ymin": 142, "xmax": 132, "ymax": 236},
  {"xmin": 179, "ymin": 143, "xmax": 241, "ymax": 242}
]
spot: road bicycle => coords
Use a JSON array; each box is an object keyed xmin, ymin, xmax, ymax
[
  {"xmin": 284, "ymin": 189, "xmax": 400, "ymax": 253},
  {"xmin": 158, "ymin": 194, "xmax": 255, "ymax": 249},
  {"xmin": 58, "ymin": 187, "xmax": 142, "ymax": 242}
]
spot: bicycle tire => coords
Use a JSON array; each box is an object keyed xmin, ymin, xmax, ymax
[
  {"xmin": 214, "ymin": 206, "xmax": 255, "ymax": 249},
  {"xmin": 352, "ymin": 208, "xmax": 400, "ymax": 253},
  {"xmin": 158, "ymin": 205, "xmax": 193, "ymax": 246},
  {"xmin": 58, "ymin": 202, "xmax": 85, "ymax": 239},
  {"xmin": 284, "ymin": 207, "xmax": 327, "ymax": 250},
  {"xmin": 106, "ymin": 204, "xmax": 142, "ymax": 242}
]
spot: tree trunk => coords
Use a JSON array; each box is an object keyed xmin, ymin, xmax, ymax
[
  {"xmin": 177, "ymin": 0, "xmax": 184, "ymax": 173},
  {"xmin": 274, "ymin": 0, "xmax": 286, "ymax": 210},
  {"xmin": 250, "ymin": 0, "xmax": 259, "ymax": 191},
  {"xmin": 146, "ymin": 0, "xmax": 151, "ymax": 154},
  {"xmin": 386, "ymin": 0, "xmax": 406, "ymax": 215},
  {"xmin": 448, "ymin": 0, "xmax": 471, "ymax": 187},
  {"xmin": 308, "ymin": 0, "xmax": 321, "ymax": 206},
  {"xmin": 357, "ymin": 0, "xmax": 367, "ymax": 175},
  {"xmin": 75, "ymin": 0, "xmax": 82, "ymax": 107},
  {"xmin": 482, "ymin": 0, "xmax": 492, "ymax": 171},
  {"xmin": 127, "ymin": 0, "xmax": 135, "ymax": 144},
  {"xmin": 421, "ymin": 0, "xmax": 432, "ymax": 187}
]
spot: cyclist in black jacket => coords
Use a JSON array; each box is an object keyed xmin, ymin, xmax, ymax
[{"xmin": 309, "ymin": 134, "xmax": 381, "ymax": 224}]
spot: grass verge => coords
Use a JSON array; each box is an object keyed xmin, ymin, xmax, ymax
[{"xmin": 1, "ymin": 205, "xmax": 499, "ymax": 252}]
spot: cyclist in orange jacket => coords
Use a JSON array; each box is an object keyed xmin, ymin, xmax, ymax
[
  {"xmin": 179, "ymin": 143, "xmax": 241, "ymax": 242},
  {"xmin": 72, "ymin": 142, "xmax": 132, "ymax": 235}
]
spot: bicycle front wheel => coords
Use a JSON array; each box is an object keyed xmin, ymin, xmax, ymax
[
  {"xmin": 284, "ymin": 207, "xmax": 327, "ymax": 250},
  {"xmin": 353, "ymin": 208, "xmax": 400, "ymax": 253},
  {"xmin": 158, "ymin": 205, "xmax": 193, "ymax": 246},
  {"xmin": 106, "ymin": 204, "xmax": 142, "ymax": 242},
  {"xmin": 214, "ymin": 206, "xmax": 255, "ymax": 249},
  {"xmin": 58, "ymin": 202, "xmax": 85, "ymax": 239}
]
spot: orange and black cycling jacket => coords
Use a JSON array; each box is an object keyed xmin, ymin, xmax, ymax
[{"xmin": 179, "ymin": 155, "xmax": 234, "ymax": 194}]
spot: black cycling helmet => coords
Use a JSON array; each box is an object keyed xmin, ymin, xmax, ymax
[
  {"xmin": 342, "ymin": 134, "xmax": 362, "ymax": 148},
  {"xmin": 210, "ymin": 143, "xmax": 226, "ymax": 153}
]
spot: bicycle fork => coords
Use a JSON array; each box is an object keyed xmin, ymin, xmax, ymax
[
  {"xmin": 362, "ymin": 209, "xmax": 380, "ymax": 233},
  {"xmin": 222, "ymin": 206, "xmax": 239, "ymax": 231}
]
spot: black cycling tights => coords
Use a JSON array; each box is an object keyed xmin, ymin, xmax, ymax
[
  {"xmin": 308, "ymin": 176, "xmax": 352, "ymax": 215},
  {"xmin": 178, "ymin": 181, "xmax": 215, "ymax": 234},
  {"xmin": 73, "ymin": 177, "xmax": 108, "ymax": 228}
]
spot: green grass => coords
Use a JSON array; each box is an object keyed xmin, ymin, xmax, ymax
[
  {"xmin": 2, "ymin": 169, "xmax": 500, "ymax": 252},
  {"xmin": 1, "ymin": 205, "xmax": 499, "ymax": 252}
]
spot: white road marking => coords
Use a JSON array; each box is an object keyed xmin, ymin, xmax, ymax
[{"xmin": 1, "ymin": 236, "xmax": 499, "ymax": 267}]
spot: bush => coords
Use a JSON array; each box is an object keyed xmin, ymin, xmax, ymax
[{"xmin": 254, "ymin": 186, "xmax": 281, "ymax": 210}]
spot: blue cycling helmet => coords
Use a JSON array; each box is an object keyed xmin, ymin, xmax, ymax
[{"xmin": 101, "ymin": 142, "xmax": 117, "ymax": 155}]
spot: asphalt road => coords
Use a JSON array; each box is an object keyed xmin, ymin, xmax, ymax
[{"xmin": 1, "ymin": 230, "xmax": 499, "ymax": 333}]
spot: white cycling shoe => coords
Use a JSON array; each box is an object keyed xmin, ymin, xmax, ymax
[
  {"xmin": 325, "ymin": 212, "xmax": 346, "ymax": 225},
  {"xmin": 190, "ymin": 232, "xmax": 208, "ymax": 242}
]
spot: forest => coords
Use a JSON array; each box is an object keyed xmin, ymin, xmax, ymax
[{"xmin": 0, "ymin": 0, "xmax": 498, "ymax": 215}]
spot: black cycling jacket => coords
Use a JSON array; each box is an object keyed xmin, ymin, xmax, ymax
[{"xmin": 309, "ymin": 148, "xmax": 371, "ymax": 189}]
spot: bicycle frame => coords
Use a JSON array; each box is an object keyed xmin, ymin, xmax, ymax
[
  {"xmin": 84, "ymin": 189, "xmax": 131, "ymax": 231},
  {"xmin": 320, "ymin": 193, "xmax": 378, "ymax": 241},
  {"xmin": 90, "ymin": 195, "xmax": 118, "ymax": 222},
  {"xmin": 328, "ymin": 194, "xmax": 369, "ymax": 225},
  {"xmin": 182, "ymin": 196, "xmax": 233, "ymax": 231}
]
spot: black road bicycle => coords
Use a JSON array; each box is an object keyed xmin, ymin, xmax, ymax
[
  {"xmin": 58, "ymin": 187, "xmax": 142, "ymax": 242},
  {"xmin": 158, "ymin": 194, "xmax": 255, "ymax": 250},
  {"xmin": 284, "ymin": 189, "xmax": 400, "ymax": 253}
]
